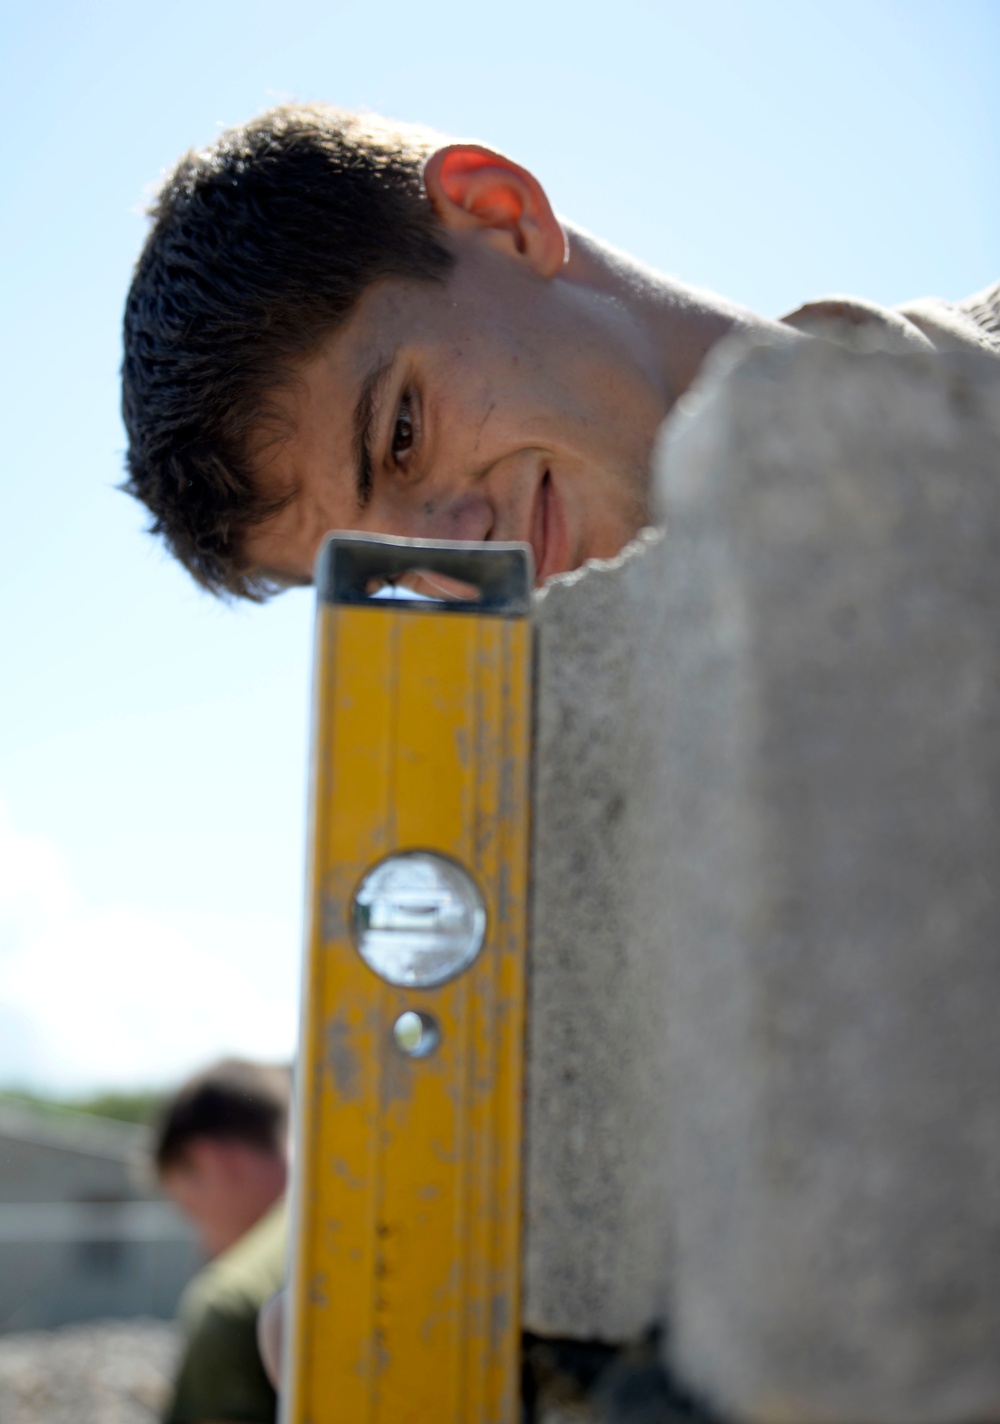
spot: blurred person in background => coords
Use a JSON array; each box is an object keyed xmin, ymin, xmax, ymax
[{"xmin": 152, "ymin": 1058, "xmax": 290, "ymax": 1424}]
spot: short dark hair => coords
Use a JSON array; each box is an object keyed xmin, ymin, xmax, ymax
[
  {"xmin": 151, "ymin": 1058, "xmax": 291, "ymax": 1175},
  {"xmin": 121, "ymin": 104, "xmax": 454, "ymax": 600}
]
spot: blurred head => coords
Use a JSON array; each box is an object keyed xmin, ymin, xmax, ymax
[
  {"xmin": 121, "ymin": 103, "xmax": 668, "ymax": 600},
  {"xmin": 152, "ymin": 1058, "xmax": 290, "ymax": 1257}
]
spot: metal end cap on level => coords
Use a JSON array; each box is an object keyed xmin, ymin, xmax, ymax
[{"xmin": 315, "ymin": 532, "xmax": 534, "ymax": 616}]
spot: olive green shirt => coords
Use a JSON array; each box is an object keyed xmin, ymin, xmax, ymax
[{"xmin": 164, "ymin": 1200, "xmax": 287, "ymax": 1424}]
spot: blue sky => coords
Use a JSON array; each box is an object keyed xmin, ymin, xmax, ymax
[{"xmin": 1, "ymin": 0, "xmax": 997, "ymax": 1091}]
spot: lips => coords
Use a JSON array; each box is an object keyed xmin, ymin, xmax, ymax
[{"xmin": 530, "ymin": 469, "xmax": 570, "ymax": 585}]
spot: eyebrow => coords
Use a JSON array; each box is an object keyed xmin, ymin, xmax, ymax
[{"xmin": 352, "ymin": 354, "xmax": 395, "ymax": 507}]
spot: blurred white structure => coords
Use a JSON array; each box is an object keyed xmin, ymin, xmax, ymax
[{"xmin": 0, "ymin": 1104, "xmax": 199, "ymax": 1332}]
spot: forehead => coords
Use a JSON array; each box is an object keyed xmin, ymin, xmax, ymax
[
  {"xmin": 159, "ymin": 1160, "xmax": 200, "ymax": 1197},
  {"xmin": 244, "ymin": 287, "xmax": 401, "ymax": 576}
]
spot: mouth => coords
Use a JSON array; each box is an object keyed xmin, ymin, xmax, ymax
[{"xmin": 530, "ymin": 469, "xmax": 570, "ymax": 585}]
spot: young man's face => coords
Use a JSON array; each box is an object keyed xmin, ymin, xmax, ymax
[
  {"xmin": 161, "ymin": 1138, "xmax": 286, "ymax": 1257},
  {"xmin": 242, "ymin": 234, "xmax": 671, "ymax": 588}
]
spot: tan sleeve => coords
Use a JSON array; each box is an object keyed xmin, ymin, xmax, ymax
[
  {"xmin": 899, "ymin": 279, "xmax": 1000, "ymax": 355},
  {"xmin": 781, "ymin": 282, "xmax": 1000, "ymax": 359},
  {"xmin": 780, "ymin": 294, "xmax": 937, "ymax": 353}
]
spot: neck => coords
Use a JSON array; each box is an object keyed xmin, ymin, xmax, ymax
[{"xmin": 561, "ymin": 222, "xmax": 798, "ymax": 404}]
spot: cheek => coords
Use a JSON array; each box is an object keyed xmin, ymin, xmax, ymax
[{"xmin": 529, "ymin": 337, "xmax": 665, "ymax": 458}]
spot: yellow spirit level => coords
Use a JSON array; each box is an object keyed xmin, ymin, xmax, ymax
[{"xmin": 284, "ymin": 534, "xmax": 534, "ymax": 1424}]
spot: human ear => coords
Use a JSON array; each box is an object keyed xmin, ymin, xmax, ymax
[{"xmin": 423, "ymin": 144, "xmax": 568, "ymax": 277}]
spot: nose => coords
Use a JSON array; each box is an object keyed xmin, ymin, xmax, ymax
[{"xmin": 413, "ymin": 491, "xmax": 494, "ymax": 543}]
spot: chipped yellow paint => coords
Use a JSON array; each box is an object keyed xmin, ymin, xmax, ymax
[{"xmin": 284, "ymin": 558, "xmax": 532, "ymax": 1424}]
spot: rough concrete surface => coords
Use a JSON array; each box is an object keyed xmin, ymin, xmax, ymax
[
  {"xmin": 524, "ymin": 528, "xmax": 675, "ymax": 1340},
  {"xmin": 655, "ymin": 339, "xmax": 1000, "ymax": 1422},
  {"xmin": 0, "ymin": 1318, "xmax": 179, "ymax": 1424}
]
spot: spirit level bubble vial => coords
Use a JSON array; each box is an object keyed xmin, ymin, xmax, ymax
[{"xmin": 284, "ymin": 534, "xmax": 534, "ymax": 1424}]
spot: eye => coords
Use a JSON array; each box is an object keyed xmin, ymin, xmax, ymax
[{"xmin": 390, "ymin": 394, "xmax": 415, "ymax": 465}]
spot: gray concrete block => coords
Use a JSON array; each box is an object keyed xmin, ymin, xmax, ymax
[
  {"xmin": 656, "ymin": 338, "xmax": 1000, "ymax": 1422},
  {"xmin": 524, "ymin": 528, "xmax": 674, "ymax": 1341}
]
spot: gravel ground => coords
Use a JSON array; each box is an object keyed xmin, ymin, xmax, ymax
[
  {"xmin": 0, "ymin": 1317, "xmax": 712, "ymax": 1423},
  {"xmin": 0, "ymin": 1318, "xmax": 180, "ymax": 1424}
]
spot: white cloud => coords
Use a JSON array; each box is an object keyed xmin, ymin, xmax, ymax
[{"xmin": 0, "ymin": 807, "xmax": 299, "ymax": 1093}]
